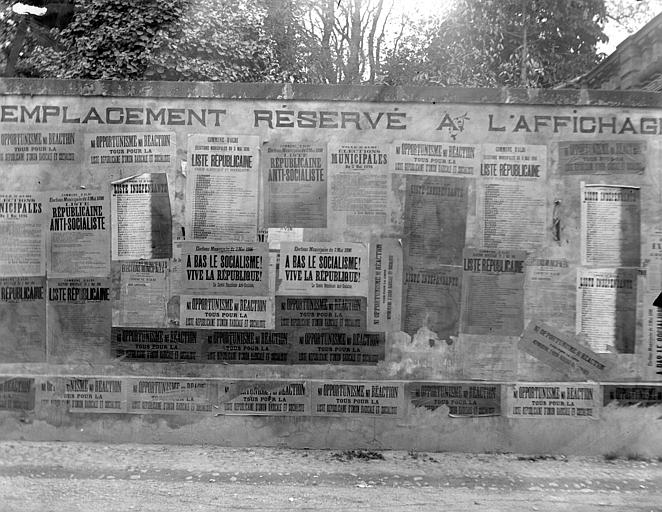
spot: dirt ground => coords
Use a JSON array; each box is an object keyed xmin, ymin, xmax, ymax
[{"xmin": 0, "ymin": 441, "xmax": 661, "ymax": 511}]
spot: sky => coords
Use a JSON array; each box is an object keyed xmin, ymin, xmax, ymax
[{"xmin": 600, "ymin": 0, "xmax": 662, "ymax": 54}]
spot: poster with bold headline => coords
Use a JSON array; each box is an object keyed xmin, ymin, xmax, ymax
[
  {"xmin": 110, "ymin": 327, "xmax": 204, "ymax": 362},
  {"xmin": 0, "ymin": 276, "xmax": 46, "ymax": 361},
  {"xmin": 506, "ymin": 383, "xmax": 600, "ymax": 419},
  {"xmin": 0, "ymin": 192, "xmax": 46, "ymax": 276},
  {"xmin": 215, "ymin": 380, "xmax": 310, "ymax": 416},
  {"xmin": 278, "ymin": 242, "xmax": 369, "ymax": 297},
  {"xmin": 406, "ymin": 382, "xmax": 500, "ymax": 417},
  {"xmin": 179, "ymin": 242, "xmax": 269, "ymax": 295},
  {"xmin": 180, "ymin": 295, "xmax": 273, "ymax": 330},
  {"xmin": 264, "ymin": 142, "xmax": 326, "ymax": 228},
  {"xmin": 85, "ymin": 132, "xmax": 176, "ymax": 176},
  {"xmin": 37, "ymin": 377, "xmax": 126, "ymax": 413},
  {"xmin": 47, "ymin": 191, "xmax": 110, "ymax": 277},
  {"xmin": 311, "ymin": 380, "xmax": 404, "ymax": 417},
  {"xmin": 47, "ymin": 277, "xmax": 111, "ymax": 363},
  {"xmin": 127, "ymin": 378, "xmax": 215, "ymax": 415},
  {"xmin": 186, "ymin": 134, "xmax": 260, "ymax": 241}
]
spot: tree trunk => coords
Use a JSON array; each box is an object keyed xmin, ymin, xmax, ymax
[{"xmin": 346, "ymin": 0, "xmax": 362, "ymax": 83}]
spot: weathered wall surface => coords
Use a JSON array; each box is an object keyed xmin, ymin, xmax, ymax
[{"xmin": 0, "ymin": 79, "xmax": 661, "ymax": 454}]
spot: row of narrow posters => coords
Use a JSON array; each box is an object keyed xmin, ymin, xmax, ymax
[
  {"xmin": 0, "ymin": 135, "xmax": 651, "ymax": 371},
  {"xmin": 4, "ymin": 375, "xmax": 628, "ymax": 420}
]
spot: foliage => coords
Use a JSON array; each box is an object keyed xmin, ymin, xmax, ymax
[
  {"xmin": 383, "ymin": 0, "xmax": 608, "ymax": 88},
  {"xmin": 0, "ymin": 0, "xmax": 646, "ymax": 87},
  {"xmin": 3, "ymin": 0, "xmax": 282, "ymax": 81}
]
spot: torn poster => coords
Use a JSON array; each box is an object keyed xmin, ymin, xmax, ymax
[
  {"xmin": 524, "ymin": 256, "xmax": 575, "ymax": 335},
  {"xmin": 581, "ymin": 183, "xmax": 641, "ymax": 267},
  {"xmin": 114, "ymin": 260, "xmax": 168, "ymax": 327},
  {"xmin": 47, "ymin": 277, "xmax": 111, "ymax": 363},
  {"xmin": 47, "ymin": 190, "xmax": 110, "ymax": 277},
  {"xmin": 460, "ymin": 248, "xmax": 526, "ymax": 336},
  {"xmin": 278, "ymin": 242, "xmax": 369, "ymax": 297},
  {"xmin": 0, "ymin": 377, "xmax": 35, "ymax": 411},
  {"xmin": 111, "ymin": 173, "xmax": 172, "ymax": 260},
  {"xmin": 264, "ymin": 142, "xmax": 326, "ymax": 228},
  {"xmin": 186, "ymin": 134, "xmax": 260, "ymax": 241},
  {"xmin": 215, "ymin": 380, "xmax": 310, "ymax": 416},
  {"xmin": 577, "ymin": 267, "xmax": 637, "ymax": 353},
  {"xmin": 477, "ymin": 144, "xmax": 547, "ymax": 250},
  {"xmin": 0, "ymin": 192, "xmax": 46, "ymax": 276},
  {"xmin": 37, "ymin": 377, "xmax": 126, "ymax": 413},
  {"xmin": 311, "ymin": 380, "xmax": 404, "ymax": 417},
  {"xmin": 519, "ymin": 320, "xmax": 610, "ymax": 380},
  {"xmin": 403, "ymin": 175, "xmax": 469, "ymax": 267},
  {"xmin": 110, "ymin": 327, "xmax": 204, "ymax": 362},
  {"xmin": 403, "ymin": 265, "xmax": 462, "ymax": 340},
  {"xmin": 406, "ymin": 382, "xmax": 500, "ymax": 417},
  {"xmin": 0, "ymin": 276, "xmax": 46, "ymax": 361},
  {"xmin": 127, "ymin": 378, "xmax": 215, "ymax": 415}
]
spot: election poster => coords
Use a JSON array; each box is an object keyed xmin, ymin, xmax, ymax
[
  {"xmin": 204, "ymin": 331, "xmax": 290, "ymax": 364},
  {"xmin": 524, "ymin": 256, "xmax": 576, "ymax": 335},
  {"xmin": 0, "ymin": 130, "xmax": 77, "ymax": 165},
  {"xmin": 47, "ymin": 191, "xmax": 110, "ymax": 277},
  {"xmin": 0, "ymin": 276, "xmax": 46, "ymax": 362},
  {"xmin": 179, "ymin": 242, "xmax": 269, "ymax": 295},
  {"xmin": 0, "ymin": 192, "xmax": 46, "ymax": 276},
  {"xmin": 85, "ymin": 132, "xmax": 176, "ymax": 176},
  {"xmin": 327, "ymin": 142, "xmax": 390, "ymax": 232},
  {"xmin": 294, "ymin": 331, "xmax": 384, "ymax": 365},
  {"xmin": 275, "ymin": 296, "xmax": 367, "ymax": 332},
  {"xmin": 180, "ymin": 295, "xmax": 273, "ymax": 330},
  {"xmin": 403, "ymin": 266, "xmax": 462, "ymax": 340},
  {"xmin": 37, "ymin": 376, "xmax": 126, "ymax": 413},
  {"xmin": 577, "ymin": 267, "xmax": 637, "ymax": 353},
  {"xmin": 278, "ymin": 242, "xmax": 369, "ymax": 297},
  {"xmin": 559, "ymin": 141, "xmax": 646, "ymax": 174},
  {"xmin": 477, "ymin": 144, "xmax": 547, "ymax": 250},
  {"xmin": 406, "ymin": 382, "xmax": 500, "ymax": 417},
  {"xmin": 127, "ymin": 378, "xmax": 215, "ymax": 415},
  {"xmin": 460, "ymin": 248, "xmax": 526, "ymax": 336},
  {"xmin": 0, "ymin": 377, "xmax": 35, "ymax": 411},
  {"xmin": 186, "ymin": 134, "xmax": 259, "ymax": 241},
  {"xmin": 581, "ymin": 184, "xmax": 640, "ymax": 267},
  {"xmin": 403, "ymin": 175, "xmax": 469, "ymax": 267},
  {"xmin": 367, "ymin": 239, "xmax": 403, "ymax": 332},
  {"xmin": 519, "ymin": 321, "xmax": 610, "ymax": 380},
  {"xmin": 111, "ymin": 173, "xmax": 172, "ymax": 260},
  {"xmin": 47, "ymin": 277, "xmax": 111, "ymax": 362},
  {"xmin": 264, "ymin": 142, "xmax": 326, "ymax": 228},
  {"xmin": 506, "ymin": 383, "xmax": 600, "ymax": 419},
  {"xmin": 114, "ymin": 260, "xmax": 168, "ymax": 327},
  {"xmin": 216, "ymin": 380, "xmax": 310, "ymax": 416},
  {"xmin": 311, "ymin": 380, "xmax": 404, "ymax": 417},
  {"xmin": 110, "ymin": 327, "xmax": 204, "ymax": 362},
  {"xmin": 392, "ymin": 141, "xmax": 479, "ymax": 177},
  {"xmin": 602, "ymin": 385, "xmax": 662, "ymax": 406}
]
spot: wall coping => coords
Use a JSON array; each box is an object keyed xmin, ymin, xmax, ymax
[{"xmin": 2, "ymin": 78, "xmax": 662, "ymax": 107}]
